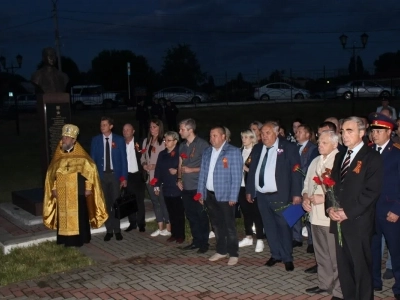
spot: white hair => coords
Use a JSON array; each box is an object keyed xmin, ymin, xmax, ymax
[{"xmin": 319, "ymin": 130, "xmax": 339, "ymax": 145}]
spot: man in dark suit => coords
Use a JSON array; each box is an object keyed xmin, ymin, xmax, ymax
[
  {"xmin": 293, "ymin": 124, "xmax": 317, "ymax": 252},
  {"xmin": 246, "ymin": 121, "xmax": 303, "ymax": 271},
  {"xmin": 369, "ymin": 113, "xmax": 400, "ymax": 300},
  {"xmin": 91, "ymin": 116, "xmax": 128, "ymax": 241},
  {"xmin": 122, "ymin": 123, "xmax": 146, "ymax": 233},
  {"xmin": 327, "ymin": 116, "xmax": 383, "ymax": 300}
]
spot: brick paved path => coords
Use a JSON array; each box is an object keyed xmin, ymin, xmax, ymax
[{"xmin": 0, "ymin": 228, "xmax": 396, "ymax": 300}]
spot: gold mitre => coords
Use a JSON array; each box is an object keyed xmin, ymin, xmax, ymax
[{"xmin": 62, "ymin": 124, "xmax": 79, "ymax": 139}]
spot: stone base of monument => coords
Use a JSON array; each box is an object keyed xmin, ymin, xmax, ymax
[{"xmin": 11, "ymin": 188, "xmax": 43, "ymax": 216}]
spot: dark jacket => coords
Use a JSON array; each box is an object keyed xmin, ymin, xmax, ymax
[{"xmin": 154, "ymin": 145, "xmax": 181, "ymax": 197}]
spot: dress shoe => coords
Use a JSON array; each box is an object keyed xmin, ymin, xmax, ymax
[
  {"xmin": 125, "ymin": 224, "xmax": 137, "ymax": 232},
  {"xmin": 383, "ymin": 268, "xmax": 394, "ymax": 279},
  {"xmin": 227, "ymin": 257, "xmax": 238, "ymax": 266},
  {"xmin": 331, "ymin": 297, "xmax": 343, "ymax": 300},
  {"xmin": 394, "ymin": 294, "xmax": 400, "ymax": 300},
  {"xmin": 305, "ymin": 286, "xmax": 327, "ymax": 293},
  {"xmin": 197, "ymin": 246, "xmax": 209, "ymax": 254},
  {"xmin": 166, "ymin": 236, "xmax": 177, "ymax": 243},
  {"xmin": 182, "ymin": 244, "xmax": 199, "ymax": 250},
  {"xmin": 139, "ymin": 226, "xmax": 145, "ymax": 232},
  {"xmin": 209, "ymin": 253, "xmax": 228, "ymax": 261},
  {"xmin": 374, "ymin": 287, "xmax": 382, "ymax": 292},
  {"xmin": 175, "ymin": 238, "xmax": 184, "ymax": 244},
  {"xmin": 104, "ymin": 233, "xmax": 113, "ymax": 241},
  {"xmin": 307, "ymin": 244, "xmax": 314, "ymax": 253},
  {"xmin": 115, "ymin": 233, "xmax": 123, "ymax": 241},
  {"xmin": 285, "ymin": 262, "xmax": 294, "ymax": 271},
  {"xmin": 265, "ymin": 257, "xmax": 282, "ymax": 267},
  {"xmin": 304, "ymin": 264, "xmax": 318, "ymax": 274},
  {"xmin": 292, "ymin": 240, "xmax": 303, "ymax": 247}
]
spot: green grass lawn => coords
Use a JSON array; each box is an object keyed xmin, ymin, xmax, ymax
[
  {"xmin": 0, "ymin": 241, "xmax": 94, "ymax": 286},
  {"xmin": 0, "ymin": 100, "xmax": 381, "ymax": 203}
]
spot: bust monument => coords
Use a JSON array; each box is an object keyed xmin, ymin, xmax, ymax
[{"xmin": 31, "ymin": 47, "xmax": 69, "ymax": 93}]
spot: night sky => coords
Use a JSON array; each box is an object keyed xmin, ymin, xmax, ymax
[{"xmin": 1, "ymin": 0, "xmax": 400, "ymax": 84}]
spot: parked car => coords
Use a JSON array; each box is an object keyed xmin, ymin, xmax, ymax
[
  {"xmin": 3, "ymin": 94, "xmax": 37, "ymax": 112},
  {"xmin": 336, "ymin": 80, "xmax": 392, "ymax": 100},
  {"xmin": 153, "ymin": 87, "xmax": 209, "ymax": 104},
  {"xmin": 70, "ymin": 85, "xmax": 123, "ymax": 110},
  {"xmin": 253, "ymin": 82, "xmax": 310, "ymax": 101},
  {"xmin": 311, "ymin": 88, "xmax": 337, "ymax": 99}
]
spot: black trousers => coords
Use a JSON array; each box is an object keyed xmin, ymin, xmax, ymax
[
  {"xmin": 336, "ymin": 232, "xmax": 373, "ymax": 300},
  {"xmin": 182, "ymin": 189, "xmax": 209, "ymax": 247},
  {"xmin": 205, "ymin": 190, "xmax": 239, "ymax": 257},
  {"xmin": 101, "ymin": 172, "xmax": 121, "ymax": 233},
  {"xmin": 127, "ymin": 172, "xmax": 146, "ymax": 227},
  {"xmin": 164, "ymin": 196, "xmax": 185, "ymax": 239},
  {"xmin": 238, "ymin": 187, "xmax": 264, "ymax": 239}
]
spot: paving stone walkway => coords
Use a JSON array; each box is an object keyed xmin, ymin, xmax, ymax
[
  {"xmin": 0, "ymin": 227, "xmax": 396, "ymax": 300},
  {"xmin": 0, "ymin": 201, "xmax": 396, "ymax": 300}
]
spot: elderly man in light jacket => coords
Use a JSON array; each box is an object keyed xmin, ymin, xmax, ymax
[{"xmin": 302, "ymin": 131, "xmax": 343, "ymax": 300}]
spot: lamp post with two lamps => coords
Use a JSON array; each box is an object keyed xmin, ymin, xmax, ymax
[
  {"xmin": 0, "ymin": 54, "xmax": 23, "ymax": 74},
  {"xmin": 339, "ymin": 33, "xmax": 369, "ymax": 115}
]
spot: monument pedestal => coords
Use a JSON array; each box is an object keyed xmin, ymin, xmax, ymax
[
  {"xmin": 11, "ymin": 188, "xmax": 44, "ymax": 217},
  {"xmin": 11, "ymin": 93, "xmax": 71, "ymax": 216}
]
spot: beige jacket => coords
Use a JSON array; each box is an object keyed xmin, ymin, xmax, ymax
[
  {"xmin": 140, "ymin": 137, "xmax": 165, "ymax": 181},
  {"xmin": 302, "ymin": 148, "xmax": 339, "ymax": 227}
]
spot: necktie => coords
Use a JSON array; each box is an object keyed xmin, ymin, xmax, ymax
[
  {"xmin": 340, "ymin": 150, "xmax": 353, "ymax": 183},
  {"xmin": 377, "ymin": 147, "xmax": 382, "ymax": 154},
  {"xmin": 258, "ymin": 147, "xmax": 271, "ymax": 188},
  {"xmin": 105, "ymin": 137, "xmax": 111, "ymax": 172},
  {"xmin": 297, "ymin": 144, "xmax": 302, "ymax": 155}
]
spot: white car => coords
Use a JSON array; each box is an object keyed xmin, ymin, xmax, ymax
[
  {"xmin": 153, "ymin": 87, "xmax": 209, "ymax": 104},
  {"xmin": 336, "ymin": 80, "xmax": 391, "ymax": 100},
  {"xmin": 254, "ymin": 82, "xmax": 310, "ymax": 101}
]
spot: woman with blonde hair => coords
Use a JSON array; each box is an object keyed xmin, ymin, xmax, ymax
[{"xmin": 238, "ymin": 129, "xmax": 265, "ymax": 252}]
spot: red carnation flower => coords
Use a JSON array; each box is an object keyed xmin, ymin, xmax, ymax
[
  {"xmin": 140, "ymin": 149, "xmax": 146, "ymax": 154},
  {"xmin": 150, "ymin": 178, "xmax": 158, "ymax": 186},
  {"xmin": 322, "ymin": 177, "xmax": 335, "ymax": 187},
  {"xmin": 292, "ymin": 164, "xmax": 301, "ymax": 172},
  {"xmin": 193, "ymin": 193, "xmax": 202, "ymax": 201},
  {"xmin": 313, "ymin": 176, "xmax": 322, "ymax": 185},
  {"xmin": 180, "ymin": 153, "xmax": 188, "ymax": 159},
  {"xmin": 119, "ymin": 176, "xmax": 125, "ymax": 182}
]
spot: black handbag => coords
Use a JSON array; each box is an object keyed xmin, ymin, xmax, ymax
[{"xmin": 113, "ymin": 188, "xmax": 138, "ymax": 220}]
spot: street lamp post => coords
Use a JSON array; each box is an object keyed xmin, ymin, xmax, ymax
[
  {"xmin": 0, "ymin": 54, "xmax": 23, "ymax": 74},
  {"xmin": 339, "ymin": 33, "xmax": 368, "ymax": 115}
]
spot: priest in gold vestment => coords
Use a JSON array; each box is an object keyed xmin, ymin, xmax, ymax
[{"xmin": 43, "ymin": 124, "xmax": 108, "ymax": 247}]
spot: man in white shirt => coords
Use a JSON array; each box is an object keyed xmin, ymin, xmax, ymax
[{"xmin": 123, "ymin": 123, "xmax": 146, "ymax": 232}]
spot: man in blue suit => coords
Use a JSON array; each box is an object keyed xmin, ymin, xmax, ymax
[
  {"xmin": 246, "ymin": 121, "xmax": 302, "ymax": 271},
  {"xmin": 369, "ymin": 113, "xmax": 400, "ymax": 300},
  {"xmin": 91, "ymin": 116, "xmax": 128, "ymax": 242},
  {"xmin": 197, "ymin": 126, "xmax": 242, "ymax": 266}
]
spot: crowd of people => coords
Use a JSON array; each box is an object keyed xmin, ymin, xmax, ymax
[{"xmin": 42, "ymin": 96, "xmax": 400, "ymax": 300}]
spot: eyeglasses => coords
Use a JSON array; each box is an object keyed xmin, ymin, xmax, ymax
[{"xmin": 163, "ymin": 139, "xmax": 175, "ymax": 142}]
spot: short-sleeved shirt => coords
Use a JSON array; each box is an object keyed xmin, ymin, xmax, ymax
[{"xmin": 179, "ymin": 136, "xmax": 209, "ymax": 190}]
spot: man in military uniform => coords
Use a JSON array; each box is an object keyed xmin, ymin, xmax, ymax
[{"xmin": 369, "ymin": 112, "xmax": 400, "ymax": 300}]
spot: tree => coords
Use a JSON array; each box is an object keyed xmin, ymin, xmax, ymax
[
  {"xmin": 91, "ymin": 50, "xmax": 155, "ymax": 92},
  {"xmin": 374, "ymin": 51, "xmax": 400, "ymax": 77},
  {"xmin": 161, "ymin": 44, "xmax": 205, "ymax": 88},
  {"xmin": 269, "ymin": 70, "xmax": 284, "ymax": 82},
  {"xmin": 37, "ymin": 56, "xmax": 80, "ymax": 86},
  {"xmin": 348, "ymin": 55, "xmax": 365, "ymax": 77}
]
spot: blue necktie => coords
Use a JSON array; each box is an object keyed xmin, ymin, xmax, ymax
[{"xmin": 259, "ymin": 147, "xmax": 271, "ymax": 188}]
